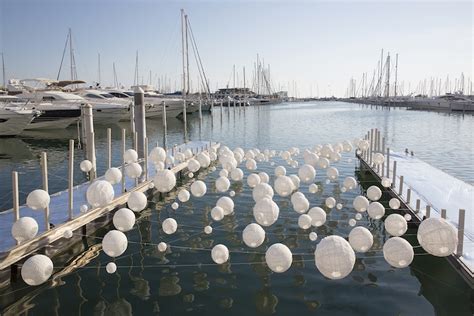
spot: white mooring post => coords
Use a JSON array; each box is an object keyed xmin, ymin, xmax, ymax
[
  {"xmin": 199, "ymin": 98, "xmax": 203, "ymax": 141},
  {"xmin": 144, "ymin": 137, "xmax": 149, "ymax": 181},
  {"xmin": 121, "ymin": 128, "xmax": 126, "ymax": 193},
  {"xmin": 83, "ymin": 104, "xmax": 96, "ymax": 180},
  {"xmin": 386, "ymin": 147, "xmax": 390, "ymax": 179},
  {"xmin": 456, "ymin": 209, "xmax": 465, "ymax": 256},
  {"xmin": 425, "ymin": 205, "xmax": 431, "ymax": 218},
  {"xmin": 406, "ymin": 188, "xmax": 411, "ymax": 205},
  {"xmin": 40, "ymin": 152, "xmax": 50, "ymax": 231},
  {"xmin": 162, "ymin": 101, "xmax": 168, "ymax": 149},
  {"xmin": 183, "ymin": 99, "xmax": 188, "ymax": 143},
  {"xmin": 107, "ymin": 128, "xmax": 112, "ymax": 169},
  {"xmin": 398, "ymin": 175, "xmax": 404, "ymax": 195},
  {"xmin": 441, "ymin": 209, "xmax": 447, "ymax": 219},
  {"xmin": 392, "ymin": 161, "xmax": 397, "ymax": 189},
  {"xmin": 12, "ymin": 171, "xmax": 19, "ymax": 244},
  {"xmin": 134, "ymin": 86, "xmax": 146, "ymax": 158},
  {"xmin": 68, "ymin": 139, "xmax": 74, "ymax": 220},
  {"xmin": 415, "ymin": 199, "xmax": 420, "ymax": 213}
]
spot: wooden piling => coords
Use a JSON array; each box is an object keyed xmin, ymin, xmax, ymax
[
  {"xmin": 456, "ymin": 209, "xmax": 465, "ymax": 256},
  {"xmin": 425, "ymin": 205, "xmax": 431, "ymax": 218},
  {"xmin": 41, "ymin": 152, "xmax": 50, "ymax": 231},
  {"xmin": 406, "ymin": 188, "xmax": 411, "ymax": 205},
  {"xmin": 398, "ymin": 175, "xmax": 404, "ymax": 195},
  {"xmin": 68, "ymin": 139, "xmax": 74, "ymax": 220},
  {"xmin": 415, "ymin": 199, "xmax": 420, "ymax": 213},
  {"xmin": 386, "ymin": 147, "xmax": 390, "ymax": 179}
]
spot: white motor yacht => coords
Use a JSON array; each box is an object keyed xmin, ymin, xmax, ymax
[
  {"xmin": 75, "ymin": 90, "xmax": 131, "ymax": 123},
  {"xmin": 0, "ymin": 104, "xmax": 39, "ymax": 136}
]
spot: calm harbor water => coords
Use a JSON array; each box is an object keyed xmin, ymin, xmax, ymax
[{"xmin": 0, "ymin": 102, "xmax": 473, "ymax": 315}]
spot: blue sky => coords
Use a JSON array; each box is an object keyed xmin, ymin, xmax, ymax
[{"xmin": 0, "ymin": 0, "xmax": 472, "ymax": 96}]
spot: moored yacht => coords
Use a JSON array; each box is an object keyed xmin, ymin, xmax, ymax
[
  {"xmin": 0, "ymin": 104, "xmax": 39, "ymax": 136},
  {"xmin": 74, "ymin": 89, "xmax": 131, "ymax": 123}
]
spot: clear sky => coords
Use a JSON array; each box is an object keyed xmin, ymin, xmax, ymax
[{"xmin": 0, "ymin": 0, "xmax": 472, "ymax": 97}]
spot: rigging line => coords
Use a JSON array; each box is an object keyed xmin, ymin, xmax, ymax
[
  {"xmin": 56, "ymin": 31, "xmax": 69, "ymax": 80},
  {"xmin": 187, "ymin": 17, "xmax": 211, "ymax": 95}
]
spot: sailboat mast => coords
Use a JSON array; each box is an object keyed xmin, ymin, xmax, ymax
[
  {"xmin": 394, "ymin": 53, "xmax": 398, "ymax": 97},
  {"xmin": 1, "ymin": 52, "xmax": 5, "ymax": 88},
  {"xmin": 181, "ymin": 9, "xmax": 186, "ymax": 98},
  {"xmin": 98, "ymin": 53, "xmax": 101, "ymax": 85},
  {"xmin": 185, "ymin": 14, "xmax": 190, "ymax": 95}
]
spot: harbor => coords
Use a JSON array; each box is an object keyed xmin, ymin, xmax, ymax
[{"xmin": 1, "ymin": 1, "xmax": 473, "ymax": 315}]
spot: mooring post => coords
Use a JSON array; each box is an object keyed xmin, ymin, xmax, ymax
[
  {"xmin": 144, "ymin": 137, "xmax": 149, "ymax": 182},
  {"xmin": 406, "ymin": 188, "xmax": 411, "ymax": 205},
  {"xmin": 425, "ymin": 205, "xmax": 431, "ymax": 218},
  {"xmin": 398, "ymin": 175, "xmax": 404, "ymax": 195},
  {"xmin": 130, "ymin": 100, "xmax": 136, "ymax": 145},
  {"xmin": 415, "ymin": 199, "xmax": 420, "ymax": 213},
  {"xmin": 386, "ymin": 147, "xmax": 390, "ymax": 179},
  {"xmin": 134, "ymin": 132, "xmax": 138, "ymax": 152},
  {"xmin": 441, "ymin": 209, "xmax": 447, "ymax": 219},
  {"xmin": 162, "ymin": 101, "xmax": 168, "ymax": 150},
  {"xmin": 41, "ymin": 152, "xmax": 50, "ymax": 231},
  {"xmin": 83, "ymin": 104, "xmax": 96, "ymax": 180},
  {"xmin": 68, "ymin": 139, "xmax": 74, "ymax": 220},
  {"xmin": 121, "ymin": 128, "xmax": 126, "ymax": 193},
  {"xmin": 456, "ymin": 209, "xmax": 465, "ymax": 256},
  {"xmin": 220, "ymin": 100, "xmax": 223, "ymax": 125},
  {"xmin": 369, "ymin": 129, "xmax": 374, "ymax": 165},
  {"xmin": 210, "ymin": 99, "xmax": 214, "ymax": 131},
  {"xmin": 134, "ymin": 86, "xmax": 146, "ymax": 158},
  {"xmin": 183, "ymin": 99, "xmax": 188, "ymax": 143},
  {"xmin": 12, "ymin": 171, "xmax": 19, "ymax": 244},
  {"xmin": 199, "ymin": 98, "xmax": 203, "ymax": 141},
  {"xmin": 392, "ymin": 161, "xmax": 397, "ymax": 189},
  {"xmin": 107, "ymin": 128, "xmax": 112, "ymax": 169}
]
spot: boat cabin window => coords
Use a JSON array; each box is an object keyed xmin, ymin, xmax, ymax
[
  {"xmin": 42, "ymin": 96, "xmax": 56, "ymax": 101},
  {"xmin": 109, "ymin": 92, "xmax": 129, "ymax": 98},
  {"xmin": 85, "ymin": 94, "xmax": 104, "ymax": 99},
  {"xmin": 100, "ymin": 93, "xmax": 115, "ymax": 98},
  {"xmin": 123, "ymin": 92, "xmax": 134, "ymax": 97}
]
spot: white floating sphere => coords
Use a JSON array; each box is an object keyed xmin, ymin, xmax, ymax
[
  {"xmin": 258, "ymin": 172, "xmax": 270, "ymax": 183},
  {"xmin": 149, "ymin": 147, "xmax": 167, "ymax": 163},
  {"xmin": 209, "ymin": 152, "xmax": 217, "ymax": 162},
  {"xmin": 247, "ymin": 173, "xmax": 261, "ymax": 188},
  {"xmin": 384, "ymin": 214, "xmax": 408, "ymax": 237},
  {"xmin": 329, "ymin": 151, "xmax": 341, "ymax": 163},
  {"xmin": 153, "ymin": 169, "xmax": 177, "ymax": 193},
  {"xmin": 253, "ymin": 183, "xmax": 274, "ymax": 202},
  {"xmin": 325, "ymin": 197, "xmax": 336, "ymax": 209},
  {"xmin": 242, "ymin": 223, "xmax": 266, "ymax": 248},
  {"xmin": 358, "ymin": 140, "xmax": 369, "ymax": 151},
  {"xmin": 158, "ymin": 242, "xmax": 167, "ymax": 252},
  {"xmin": 190, "ymin": 181, "xmax": 207, "ymax": 199},
  {"xmin": 87, "ymin": 181, "xmax": 114, "ymax": 208},
  {"xmin": 348, "ymin": 219, "xmax": 357, "ymax": 227},
  {"xmin": 298, "ymin": 164, "xmax": 316, "ymax": 184},
  {"xmin": 230, "ymin": 168, "xmax": 244, "ymax": 181},
  {"xmin": 417, "ymin": 218, "xmax": 457, "ymax": 257},
  {"xmin": 102, "ymin": 230, "xmax": 128, "ymax": 257},
  {"xmin": 211, "ymin": 244, "xmax": 229, "ymax": 264},
  {"xmin": 389, "ymin": 198, "xmax": 401, "ymax": 209},
  {"xmin": 321, "ymin": 144, "xmax": 333, "ymax": 158},
  {"xmin": 291, "ymin": 160, "xmax": 298, "ymax": 168},
  {"xmin": 298, "ymin": 214, "xmax": 312, "ymax": 229},
  {"xmin": 404, "ymin": 214, "xmax": 412, "ymax": 221},
  {"xmin": 315, "ymin": 235, "xmax": 355, "ymax": 280},
  {"xmin": 253, "ymin": 198, "xmax": 279, "ymax": 226},
  {"xmin": 289, "ymin": 175, "xmax": 300, "ymax": 190},
  {"xmin": 373, "ymin": 153, "xmax": 385, "ymax": 165},
  {"xmin": 188, "ymin": 172, "xmax": 194, "ymax": 178},
  {"xmin": 355, "ymin": 213, "xmax": 363, "ymax": 220},
  {"xmin": 246, "ymin": 158, "xmax": 257, "ymax": 170},
  {"xmin": 26, "ymin": 189, "xmax": 50, "ymax": 210},
  {"xmin": 367, "ymin": 202, "xmax": 385, "ymax": 219},
  {"xmin": 80, "ymin": 204, "xmax": 89, "ymax": 213},
  {"xmin": 80, "ymin": 159, "xmax": 93, "ymax": 172},
  {"xmin": 219, "ymin": 169, "xmax": 229, "ymax": 178},
  {"xmin": 381, "ymin": 177, "xmax": 392, "ymax": 188},
  {"xmin": 105, "ymin": 167, "xmax": 122, "ymax": 184},
  {"xmin": 154, "ymin": 161, "xmax": 165, "ymax": 171},
  {"xmin": 341, "ymin": 186, "xmax": 347, "ymax": 192},
  {"xmin": 63, "ymin": 229, "xmax": 73, "ymax": 239},
  {"xmin": 177, "ymin": 189, "xmax": 190, "ymax": 203},
  {"xmin": 274, "ymin": 175, "xmax": 295, "ymax": 197},
  {"xmin": 281, "ymin": 151, "xmax": 291, "ymax": 160},
  {"xmin": 184, "ymin": 149, "xmax": 193, "ymax": 159},
  {"xmin": 187, "ymin": 158, "xmax": 201, "ymax": 173},
  {"xmin": 317, "ymin": 157, "xmax": 330, "ymax": 169},
  {"xmin": 265, "ymin": 243, "xmax": 293, "ymax": 273},
  {"xmin": 342, "ymin": 141, "xmax": 353, "ymax": 152},
  {"xmin": 171, "ymin": 202, "xmax": 179, "ymax": 210},
  {"xmin": 165, "ymin": 155, "xmax": 175, "ymax": 165},
  {"xmin": 353, "ymin": 195, "xmax": 369, "ymax": 212},
  {"xmin": 123, "ymin": 149, "xmax": 138, "ymax": 163},
  {"xmin": 308, "ymin": 183, "xmax": 319, "ymax": 193},
  {"xmin": 162, "ymin": 218, "xmax": 178, "ymax": 235},
  {"xmin": 348, "ymin": 227, "xmax": 373, "ymax": 252},
  {"xmin": 204, "ymin": 225, "xmax": 213, "ymax": 234},
  {"xmin": 127, "ymin": 191, "xmax": 147, "ymax": 212},
  {"xmin": 217, "ymin": 196, "xmax": 235, "ymax": 215},
  {"xmin": 309, "ymin": 232, "xmax": 318, "ymax": 241},
  {"xmin": 21, "ymin": 254, "xmax": 53, "ymax": 286},
  {"xmin": 308, "ymin": 207, "xmax": 327, "ymax": 227},
  {"xmin": 274, "ymin": 166, "xmax": 286, "ymax": 177},
  {"xmin": 336, "ymin": 203, "xmax": 343, "ymax": 210},
  {"xmin": 291, "ymin": 193, "xmax": 309, "ymax": 214},
  {"xmin": 343, "ymin": 177, "xmax": 358, "ymax": 190},
  {"xmin": 196, "ymin": 152, "xmax": 211, "ymax": 168},
  {"xmin": 367, "ymin": 186, "xmax": 382, "ymax": 201},
  {"xmin": 12, "ymin": 217, "xmax": 39, "ymax": 243},
  {"xmin": 125, "ymin": 162, "xmax": 142, "ymax": 179},
  {"xmin": 326, "ymin": 167, "xmax": 339, "ymax": 180},
  {"xmin": 106, "ymin": 262, "xmax": 117, "ymax": 274},
  {"xmin": 113, "ymin": 208, "xmax": 135, "ymax": 232},
  {"xmin": 211, "ymin": 206, "xmax": 225, "ymax": 221},
  {"xmin": 229, "ymin": 190, "xmax": 235, "ymax": 197},
  {"xmin": 215, "ymin": 176, "xmax": 231, "ymax": 193},
  {"xmin": 383, "ymin": 237, "xmax": 414, "ymax": 268}
]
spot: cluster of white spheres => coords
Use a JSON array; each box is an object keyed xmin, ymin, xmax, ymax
[
  {"xmin": 381, "ymin": 177, "xmax": 392, "ymax": 188},
  {"xmin": 162, "ymin": 218, "xmax": 178, "ymax": 235},
  {"xmin": 265, "ymin": 243, "xmax": 293, "ymax": 273},
  {"xmin": 353, "ymin": 195, "xmax": 370, "ymax": 212},
  {"xmin": 253, "ymin": 198, "xmax": 279, "ymax": 226},
  {"xmin": 242, "ymin": 223, "xmax": 266, "ymax": 248},
  {"xmin": 127, "ymin": 191, "xmax": 147, "ymax": 212},
  {"xmin": 417, "ymin": 218, "xmax": 457, "ymax": 257},
  {"xmin": 102, "ymin": 230, "xmax": 128, "ymax": 257},
  {"xmin": 87, "ymin": 180, "xmax": 115, "ymax": 208},
  {"xmin": 211, "ymin": 206, "xmax": 225, "ymax": 221},
  {"xmin": 153, "ymin": 170, "xmax": 176, "ymax": 193},
  {"xmin": 215, "ymin": 176, "xmax": 231, "ymax": 192},
  {"xmin": 309, "ymin": 184, "xmax": 319, "ymax": 194},
  {"xmin": 298, "ymin": 214, "xmax": 312, "ymax": 229},
  {"xmin": 26, "ymin": 189, "xmax": 50, "ymax": 210},
  {"xmin": 187, "ymin": 158, "xmax": 201, "ymax": 173},
  {"xmin": 12, "ymin": 217, "xmax": 39, "ymax": 243},
  {"xmin": 383, "ymin": 237, "xmax": 414, "ymax": 268},
  {"xmin": 21, "ymin": 254, "xmax": 54, "ymax": 285},
  {"xmin": 325, "ymin": 197, "xmax": 336, "ymax": 209},
  {"xmin": 230, "ymin": 168, "xmax": 244, "ymax": 181},
  {"xmin": 367, "ymin": 202, "xmax": 385, "ymax": 219},
  {"xmin": 252, "ymin": 183, "xmax": 274, "ymax": 202},
  {"xmin": 298, "ymin": 164, "xmax": 316, "ymax": 184},
  {"xmin": 113, "ymin": 208, "xmax": 136, "ymax": 232},
  {"xmin": 343, "ymin": 177, "xmax": 357, "ymax": 190},
  {"xmin": 217, "ymin": 196, "xmax": 235, "ymax": 215},
  {"xmin": 315, "ymin": 235, "xmax": 356, "ymax": 280},
  {"xmin": 245, "ymin": 159, "xmax": 257, "ymax": 170},
  {"xmin": 291, "ymin": 192, "xmax": 309, "ymax": 214},
  {"xmin": 247, "ymin": 173, "xmax": 261, "ymax": 188},
  {"xmin": 106, "ymin": 262, "xmax": 117, "ymax": 274},
  {"xmin": 123, "ymin": 149, "xmax": 138, "ymax": 164},
  {"xmin": 190, "ymin": 180, "xmax": 207, "ymax": 197},
  {"xmin": 105, "ymin": 167, "xmax": 122, "ymax": 184},
  {"xmin": 275, "ymin": 166, "xmax": 286, "ymax": 177},
  {"xmin": 389, "ymin": 198, "xmax": 401, "ymax": 210},
  {"xmin": 307, "ymin": 207, "xmax": 327, "ymax": 227},
  {"xmin": 149, "ymin": 147, "xmax": 167, "ymax": 163},
  {"xmin": 326, "ymin": 167, "xmax": 339, "ymax": 180},
  {"xmin": 384, "ymin": 214, "xmax": 408, "ymax": 236},
  {"xmin": 274, "ymin": 176, "xmax": 295, "ymax": 197},
  {"xmin": 80, "ymin": 160, "xmax": 93, "ymax": 172},
  {"xmin": 204, "ymin": 225, "xmax": 213, "ymax": 234},
  {"xmin": 125, "ymin": 162, "xmax": 142, "ymax": 179},
  {"xmin": 178, "ymin": 189, "xmax": 190, "ymax": 202},
  {"xmin": 348, "ymin": 226, "xmax": 373, "ymax": 252},
  {"xmin": 309, "ymin": 232, "xmax": 318, "ymax": 241},
  {"xmin": 367, "ymin": 186, "xmax": 382, "ymax": 201},
  {"xmin": 171, "ymin": 202, "xmax": 179, "ymax": 210},
  {"xmin": 211, "ymin": 244, "xmax": 229, "ymax": 264},
  {"xmin": 317, "ymin": 158, "xmax": 330, "ymax": 169},
  {"xmin": 258, "ymin": 172, "xmax": 270, "ymax": 183}
]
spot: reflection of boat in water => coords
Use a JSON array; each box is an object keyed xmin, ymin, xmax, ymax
[{"xmin": 0, "ymin": 137, "xmax": 34, "ymax": 161}]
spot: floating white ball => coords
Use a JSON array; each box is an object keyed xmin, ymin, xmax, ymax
[
  {"xmin": 26, "ymin": 189, "xmax": 50, "ymax": 210},
  {"xmin": 274, "ymin": 175, "xmax": 295, "ymax": 197},
  {"xmin": 353, "ymin": 195, "xmax": 369, "ymax": 212},
  {"xmin": 242, "ymin": 223, "xmax": 266, "ymax": 248},
  {"xmin": 367, "ymin": 202, "xmax": 385, "ymax": 219},
  {"xmin": 80, "ymin": 160, "xmax": 93, "ymax": 172},
  {"xmin": 252, "ymin": 183, "xmax": 274, "ymax": 202},
  {"xmin": 211, "ymin": 206, "xmax": 225, "ymax": 221},
  {"xmin": 113, "ymin": 208, "xmax": 135, "ymax": 232},
  {"xmin": 204, "ymin": 225, "xmax": 213, "ymax": 234},
  {"xmin": 298, "ymin": 164, "xmax": 316, "ymax": 184},
  {"xmin": 102, "ymin": 230, "xmax": 128, "ymax": 257},
  {"xmin": 348, "ymin": 227, "xmax": 373, "ymax": 252},
  {"xmin": 230, "ymin": 168, "xmax": 244, "ymax": 181},
  {"xmin": 258, "ymin": 172, "xmax": 270, "ymax": 183},
  {"xmin": 253, "ymin": 198, "xmax": 279, "ymax": 226},
  {"xmin": 216, "ymin": 176, "xmax": 231, "ymax": 192},
  {"xmin": 162, "ymin": 218, "xmax": 178, "ymax": 235},
  {"xmin": 315, "ymin": 235, "xmax": 355, "ymax": 280},
  {"xmin": 21, "ymin": 254, "xmax": 53, "ymax": 286},
  {"xmin": 367, "ymin": 186, "xmax": 382, "ymax": 201},
  {"xmin": 265, "ymin": 243, "xmax": 293, "ymax": 273},
  {"xmin": 127, "ymin": 191, "xmax": 147, "ymax": 212},
  {"xmin": 87, "ymin": 180, "xmax": 114, "ymax": 208},
  {"xmin": 384, "ymin": 214, "xmax": 407, "ymax": 237},
  {"xmin": 308, "ymin": 184, "xmax": 319, "ymax": 193},
  {"xmin": 309, "ymin": 232, "xmax": 318, "ymax": 241},
  {"xmin": 153, "ymin": 170, "xmax": 176, "ymax": 193},
  {"xmin": 211, "ymin": 244, "xmax": 229, "ymax": 264},
  {"xmin": 326, "ymin": 167, "xmax": 339, "ymax": 180},
  {"xmin": 178, "ymin": 189, "xmax": 190, "ymax": 202},
  {"xmin": 191, "ymin": 180, "xmax": 207, "ymax": 197},
  {"xmin": 325, "ymin": 197, "xmax": 336, "ymax": 209},
  {"xmin": 12, "ymin": 217, "xmax": 38, "ymax": 243},
  {"xmin": 417, "ymin": 218, "xmax": 457, "ymax": 257},
  {"xmin": 247, "ymin": 173, "xmax": 261, "ymax": 188},
  {"xmin": 343, "ymin": 177, "xmax": 357, "ymax": 190},
  {"xmin": 389, "ymin": 198, "xmax": 401, "ymax": 209},
  {"xmin": 308, "ymin": 207, "xmax": 326, "ymax": 227},
  {"xmin": 105, "ymin": 167, "xmax": 122, "ymax": 184},
  {"xmin": 383, "ymin": 237, "xmax": 414, "ymax": 268},
  {"xmin": 125, "ymin": 162, "xmax": 142, "ymax": 179},
  {"xmin": 106, "ymin": 262, "xmax": 117, "ymax": 274},
  {"xmin": 123, "ymin": 149, "xmax": 138, "ymax": 163},
  {"xmin": 298, "ymin": 214, "xmax": 312, "ymax": 229},
  {"xmin": 158, "ymin": 242, "xmax": 167, "ymax": 252}
]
